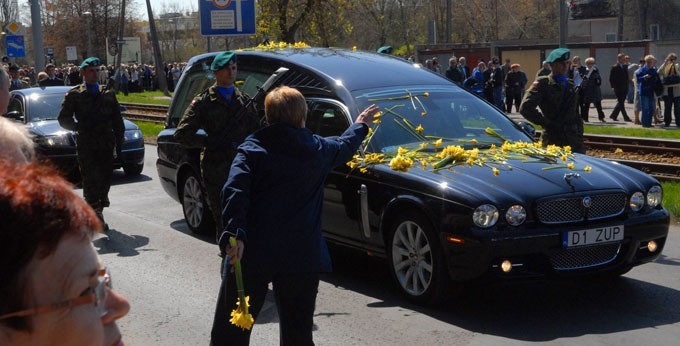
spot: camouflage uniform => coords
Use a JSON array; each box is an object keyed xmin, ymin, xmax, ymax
[
  {"xmin": 58, "ymin": 84, "xmax": 124, "ymax": 211},
  {"xmin": 174, "ymin": 85, "xmax": 259, "ymax": 238},
  {"xmin": 519, "ymin": 74, "xmax": 586, "ymax": 154}
]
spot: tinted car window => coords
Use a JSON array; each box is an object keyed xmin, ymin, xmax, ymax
[
  {"xmin": 7, "ymin": 96, "xmax": 24, "ymax": 119},
  {"xmin": 353, "ymin": 86, "xmax": 531, "ymax": 153},
  {"xmin": 306, "ymin": 100, "xmax": 349, "ymax": 137}
]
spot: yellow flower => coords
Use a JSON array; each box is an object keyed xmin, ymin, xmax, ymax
[
  {"xmin": 420, "ymin": 159, "xmax": 428, "ymax": 167},
  {"xmin": 374, "ymin": 118, "xmax": 382, "ymax": 124},
  {"xmin": 561, "ymin": 154, "xmax": 568, "ymax": 162},
  {"xmin": 584, "ymin": 165, "xmax": 592, "ymax": 172},
  {"xmin": 367, "ymin": 128, "xmax": 373, "ymax": 136},
  {"xmin": 352, "ymin": 46, "xmax": 357, "ymax": 51},
  {"xmin": 397, "ymin": 147, "xmax": 410, "ymax": 155},
  {"xmin": 416, "ymin": 124, "xmax": 424, "ymax": 134},
  {"xmin": 440, "ymin": 145, "xmax": 466, "ymax": 160},
  {"xmin": 421, "ymin": 111, "xmax": 427, "ymax": 117},
  {"xmin": 614, "ymin": 148, "xmax": 623, "ymax": 154},
  {"xmin": 374, "ymin": 111, "xmax": 382, "ymax": 119},
  {"xmin": 359, "ymin": 167, "xmax": 368, "ymax": 174},
  {"xmin": 419, "ymin": 142, "xmax": 428, "ymax": 149},
  {"xmin": 492, "ymin": 167, "xmax": 500, "ymax": 176},
  {"xmin": 230, "ymin": 296, "xmax": 254, "ymax": 330},
  {"xmin": 347, "ymin": 161, "xmax": 357, "ymax": 169},
  {"xmin": 433, "ymin": 138, "xmax": 443, "ymax": 148},
  {"xmin": 423, "ymin": 92, "xmax": 429, "ymax": 97},
  {"xmin": 567, "ymin": 162, "xmax": 575, "ymax": 170},
  {"xmin": 389, "ymin": 155, "xmax": 414, "ymax": 172},
  {"xmin": 563, "ymin": 146, "xmax": 572, "ymax": 154}
]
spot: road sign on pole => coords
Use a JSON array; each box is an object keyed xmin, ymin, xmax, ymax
[
  {"xmin": 6, "ymin": 36, "xmax": 26, "ymax": 58},
  {"xmin": 200, "ymin": 0, "xmax": 255, "ymax": 36}
]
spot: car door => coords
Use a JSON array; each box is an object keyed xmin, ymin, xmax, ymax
[{"xmin": 305, "ymin": 98, "xmax": 372, "ymax": 247}]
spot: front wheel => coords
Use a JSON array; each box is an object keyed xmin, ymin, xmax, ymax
[
  {"xmin": 123, "ymin": 163, "xmax": 144, "ymax": 176},
  {"xmin": 387, "ymin": 211, "xmax": 450, "ymax": 305},
  {"xmin": 181, "ymin": 172, "xmax": 214, "ymax": 235}
]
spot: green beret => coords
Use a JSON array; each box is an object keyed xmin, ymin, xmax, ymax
[
  {"xmin": 377, "ymin": 46, "xmax": 393, "ymax": 54},
  {"xmin": 80, "ymin": 57, "xmax": 101, "ymax": 69},
  {"xmin": 546, "ymin": 48, "xmax": 570, "ymax": 63},
  {"xmin": 211, "ymin": 51, "xmax": 237, "ymax": 71}
]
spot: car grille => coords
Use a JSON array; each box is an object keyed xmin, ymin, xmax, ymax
[
  {"xmin": 549, "ymin": 243, "xmax": 621, "ymax": 270},
  {"xmin": 536, "ymin": 193, "xmax": 627, "ymax": 224}
]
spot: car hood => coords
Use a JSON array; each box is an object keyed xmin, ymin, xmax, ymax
[
  {"xmin": 27, "ymin": 119, "xmax": 138, "ymax": 137},
  {"xmin": 374, "ymin": 153, "xmax": 656, "ymax": 207}
]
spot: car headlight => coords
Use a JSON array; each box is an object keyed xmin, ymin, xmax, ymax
[
  {"xmin": 473, "ymin": 204, "xmax": 499, "ymax": 228},
  {"xmin": 630, "ymin": 191, "xmax": 645, "ymax": 212},
  {"xmin": 39, "ymin": 134, "xmax": 70, "ymax": 146},
  {"xmin": 124, "ymin": 129, "xmax": 142, "ymax": 141},
  {"xmin": 505, "ymin": 205, "xmax": 526, "ymax": 226},
  {"xmin": 647, "ymin": 186, "xmax": 663, "ymax": 208}
]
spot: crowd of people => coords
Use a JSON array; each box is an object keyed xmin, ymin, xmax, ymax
[{"xmin": 6, "ymin": 60, "xmax": 188, "ymax": 95}]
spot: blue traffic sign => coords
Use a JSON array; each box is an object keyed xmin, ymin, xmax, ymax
[
  {"xmin": 200, "ymin": 0, "xmax": 255, "ymax": 36},
  {"xmin": 6, "ymin": 35, "xmax": 25, "ymax": 58}
]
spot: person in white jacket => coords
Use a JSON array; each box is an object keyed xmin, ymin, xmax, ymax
[{"xmin": 657, "ymin": 52, "xmax": 680, "ymax": 127}]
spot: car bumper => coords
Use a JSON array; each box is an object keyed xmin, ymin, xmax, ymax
[{"xmin": 442, "ymin": 208, "xmax": 670, "ymax": 281}]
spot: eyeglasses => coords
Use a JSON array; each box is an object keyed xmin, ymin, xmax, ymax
[{"xmin": 0, "ymin": 268, "xmax": 111, "ymax": 321}]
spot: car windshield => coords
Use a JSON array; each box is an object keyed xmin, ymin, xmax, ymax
[
  {"xmin": 26, "ymin": 93, "xmax": 65, "ymax": 122},
  {"xmin": 353, "ymin": 86, "xmax": 532, "ymax": 153}
]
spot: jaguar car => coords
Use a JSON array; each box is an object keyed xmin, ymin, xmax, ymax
[
  {"xmin": 156, "ymin": 48, "xmax": 669, "ymax": 304},
  {"xmin": 4, "ymin": 86, "xmax": 145, "ymax": 177}
]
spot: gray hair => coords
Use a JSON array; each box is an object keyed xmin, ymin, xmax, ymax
[{"xmin": 0, "ymin": 117, "xmax": 34, "ymax": 162}]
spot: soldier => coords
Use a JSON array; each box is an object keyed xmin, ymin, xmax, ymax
[
  {"xmin": 173, "ymin": 51, "xmax": 260, "ymax": 240},
  {"xmin": 8, "ymin": 65, "xmax": 29, "ymax": 91},
  {"xmin": 519, "ymin": 48, "xmax": 585, "ymax": 154},
  {"xmin": 58, "ymin": 57, "xmax": 124, "ymax": 230}
]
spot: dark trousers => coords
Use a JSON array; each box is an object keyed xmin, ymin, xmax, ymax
[
  {"xmin": 211, "ymin": 259, "xmax": 319, "ymax": 346},
  {"xmin": 505, "ymin": 89, "xmax": 521, "ymax": 113},
  {"xmin": 77, "ymin": 137, "xmax": 114, "ymax": 209},
  {"xmin": 663, "ymin": 87, "xmax": 680, "ymax": 127},
  {"xmin": 581, "ymin": 101, "xmax": 606, "ymax": 121},
  {"xmin": 610, "ymin": 91, "xmax": 630, "ymax": 120}
]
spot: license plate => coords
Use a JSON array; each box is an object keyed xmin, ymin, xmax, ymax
[{"xmin": 562, "ymin": 225, "xmax": 624, "ymax": 248}]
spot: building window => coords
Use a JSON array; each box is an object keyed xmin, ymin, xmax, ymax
[
  {"xmin": 650, "ymin": 24, "xmax": 660, "ymax": 40},
  {"xmin": 605, "ymin": 33, "xmax": 617, "ymax": 42}
]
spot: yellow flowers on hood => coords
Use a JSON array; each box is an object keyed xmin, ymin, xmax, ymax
[{"xmin": 389, "ymin": 155, "xmax": 414, "ymax": 172}]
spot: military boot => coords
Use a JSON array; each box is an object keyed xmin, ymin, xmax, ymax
[{"xmin": 95, "ymin": 207, "xmax": 109, "ymax": 231}]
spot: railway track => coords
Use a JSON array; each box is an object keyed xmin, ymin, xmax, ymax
[{"xmin": 121, "ymin": 103, "xmax": 680, "ymax": 182}]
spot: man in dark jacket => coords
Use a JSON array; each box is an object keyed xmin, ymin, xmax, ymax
[
  {"xmin": 39, "ymin": 64, "xmax": 64, "ymax": 87},
  {"xmin": 445, "ymin": 56, "xmax": 465, "ymax": 85},
  {"xmin": 520, "ymin": 48, "xmax": 585, "ymax": 154},
  {"xmin": 609, "ymin": 53, "xmax": 632, "ymax": 121},
  {"xmin": 211, "ymin": 86, "xmax": 378, "ymax": 345},
  {"xmin": 58, "ymin": 57, "xmax": 124, "ymax": 229}
]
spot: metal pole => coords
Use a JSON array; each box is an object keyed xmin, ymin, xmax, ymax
[
  {"xmin": 559, "ymin": 0, "xmax": 567, "ymax": 47},
  {"xmin": 114, "ymin": 0, "xmax": 126, "ymax": 92},
  {"xmin": 145, "ymin": 0, "xmax": 169, "ymax": 96},
  {"xmin": 31, "ymin": 0, "xmax": 45, "ymax": 69}
]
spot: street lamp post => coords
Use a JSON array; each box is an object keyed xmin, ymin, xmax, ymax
[{"xmin": 84, "ymin": 12, "xmax": 92, "ymax": 57}]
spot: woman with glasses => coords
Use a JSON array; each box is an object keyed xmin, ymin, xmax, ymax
[{"xmin": 0, "ymin": 160, "xmax": 130, "ymax": 345}]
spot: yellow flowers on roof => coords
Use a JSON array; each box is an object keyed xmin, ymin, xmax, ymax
[{"xmin": 252, "ymin": 41, "xmax": 310, "ymax": 50}]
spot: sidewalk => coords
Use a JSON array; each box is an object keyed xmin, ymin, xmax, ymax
[{"xmin": 507, "ymin": 98, "xmax": 680, "ymax": 131}]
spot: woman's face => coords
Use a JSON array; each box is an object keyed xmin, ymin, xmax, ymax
[{"xmin": 19, "ymin": 234, "xmax": 129, "ymax": 346}]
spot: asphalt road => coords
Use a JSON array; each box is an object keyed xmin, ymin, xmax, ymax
[{"xmin": 91, "ymin": 144, "xmax": 680, "ymax": 345}]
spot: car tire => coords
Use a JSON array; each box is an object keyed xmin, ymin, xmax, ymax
[
  {"xmin": 387, "ymin": 211, "xmax": 450, "ymax": 305},
  {"xmin": 181, "ymin": 172, "xmax": 215, "ymax": 235},
  {"xmin": 123, "ymin": 163, "xmax": 144, "ymax": 176}
]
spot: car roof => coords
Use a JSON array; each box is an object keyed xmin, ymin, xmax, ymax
[
  {"xmin": 11, "ymin": 86, "xmax": 72, "ymax": 96},
  {"xmin": 187, "ymin": 47, "xmax": 453, "ymax": 93}
]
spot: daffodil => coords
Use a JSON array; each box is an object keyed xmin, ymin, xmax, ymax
[
  {"xmin": 567, "ymin": 162, "xmax": 575, "ymax": 169},
  {"xmin": 433, "ymin": 138, "xmax": 443, "ymax": 148},
  {"xmin": 416, "ymin": 124, "xmax": 424, "ymax": 134},
  {"xmin": 614, "ymin": 148, "xmax": 623, "ymax": 154},
  {"xmin": 352, "ymin": 46, "xmax": 357, "ymax": 51},
  {"xmin": 492, "ymin": 167, "xmax": 500, "ymax": 176},
  {"xmin": 584, "ymin": 165, "xmax": 592, "ymax": 172},
  {"xmin": 389, "ymin": 155, "xmax": 413, "ymax": 172},
  {"xmin": 230, "ymin": 296, "xmax": 254, "ymax": 330}
]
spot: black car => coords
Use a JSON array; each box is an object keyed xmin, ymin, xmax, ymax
[
  {"xmin": 4, "ymin": 86, "xmax": 145, "ymax": 176},
  {"xmin": 156, "ymin": 48, "xmax": 669, "ymax": 304}
]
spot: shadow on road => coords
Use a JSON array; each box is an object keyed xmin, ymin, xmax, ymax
[
  {"xmin": 323, "ymin": 245, "xmax": 680, "ymax": 342},
  {"xmin": 169, "ymin": 219, "xmax": 216, "ymax": 244},
  {"xmin": 70, "ymin": 172, "xmax": 152, "ymax": 189},
  {"xmin": 94, "ymin": 228, "xmax": 152, "ymax": 257}
]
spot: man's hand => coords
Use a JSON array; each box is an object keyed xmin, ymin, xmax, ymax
[{"xmin": 355, "ymin": 104, "xmax": 380, "ymax": 125}]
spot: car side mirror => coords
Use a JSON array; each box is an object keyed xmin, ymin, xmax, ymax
[
  {"xmin": 516, "ymin": 121, "xmax": 536, "ymax": 138},
  {"xmin": 4, "ymin": 110, "xmax": 24, "ymax": 122}
]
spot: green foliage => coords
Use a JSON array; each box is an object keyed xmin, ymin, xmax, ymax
[
  {"xmin": 584, "ymin": 125, "xmax": 680, "ymax": 140},
  {"xmin": 132, "ymin": 121, "xmax": 165, "ymax": 142},
  {"xmin": 394, "ymin": 44, "xmax": 415, "ymax": 57},
  {"xmin": 661, "ymin": 182, "xmax": 680, "ymax": 218},
  {"xmin": 117, "ymin": 91, "xmax": 172, "ymax": 106}
]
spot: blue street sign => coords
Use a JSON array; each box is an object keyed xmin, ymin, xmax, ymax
[
  {"xmin": 200, "ymin": 0, "xmax": 256, "ymax": 36},
  {"xmin": 6, "ymin": 35, "xmax": 26, "ymax": 58}
]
